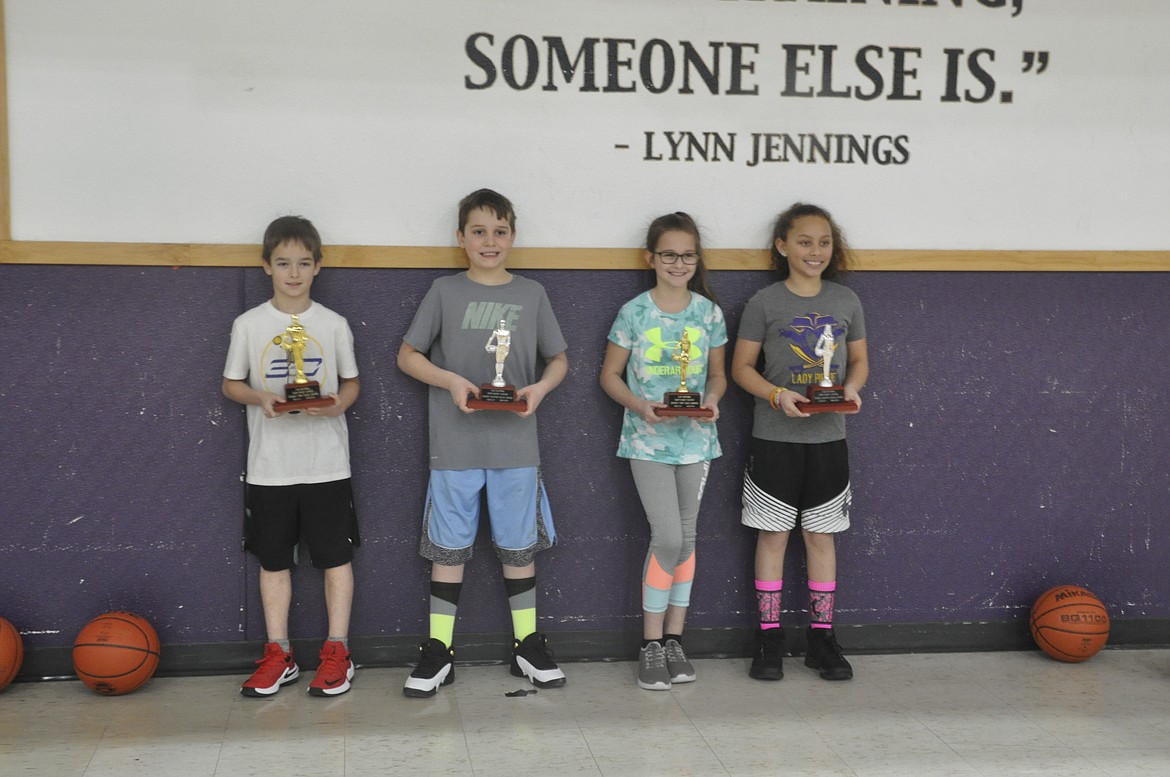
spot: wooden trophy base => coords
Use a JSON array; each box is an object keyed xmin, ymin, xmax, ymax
[
  {"xmin": 802, "ymin": 384, "xmax": 858, "ymax": 414},
  {"xmin": 654, "ymin": 391, "xmax": 714, "ymax": 419},
  {"xmin": 275, "ymin": 381, "xmax": 335, "ymax": 414},
  {"xmin": 467, "ymin": 385, "xmax": 528, "ymax": 412}
]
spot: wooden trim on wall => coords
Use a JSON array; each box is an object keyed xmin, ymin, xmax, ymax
[
  {"xmin": 0, "ymin": 240, "xmax": 1168, "ymax": 271},
  {"xmin": 849, "ymin": 250, "xmax": 1170, "ymax": 273}
]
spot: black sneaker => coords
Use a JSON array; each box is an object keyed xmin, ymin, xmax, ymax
[
  {"xmin": 804, "ymin": 627, "xmax": 853, "ymax": 681},
  {"xmin": 510, "ymin": 632, "xmax": 567, "ymax": 688},
  {"xmin": 403, "ymin": 638, "xmax": 455, "ymax": 698},
  {"xmin": 748, "ymin": 627, "xmax": 785, "ymax": 681}
]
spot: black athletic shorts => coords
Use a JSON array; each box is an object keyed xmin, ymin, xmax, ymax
[{"xmin": 244, "ymin": 478, "xmax": 360, "ymax": 571}]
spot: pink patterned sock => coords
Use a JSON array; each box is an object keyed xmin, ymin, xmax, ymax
[
  {"xmin": 755, "ymin": 579, "xmax": 783, "ymax": 630},
  {"xmin": 809, "ymin": 580, "xmax": 837, "ymax": 629}
]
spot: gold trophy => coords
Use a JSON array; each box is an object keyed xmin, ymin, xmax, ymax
[
  {"xmin": 272, "ymin": 315, "xmax": 334, "ymax": 414},
  {"xmin": 803, "ymin": 324, "xmax": 857, "ymax": 413},
  {"xmin": 654, "ymin": 328, "xmax": 713, "ymax": 418},
  {"xmin": 467, "ymin": 319, "xmax": 527, "ymax": 411}
]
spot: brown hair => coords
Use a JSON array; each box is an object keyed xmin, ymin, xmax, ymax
[
  {"xmin": 457, "ymin": 188, "xmax": 516, "ymax": 233},
  {"xmin": 262, "ymin": 216, "xmax": 322, "ymax": 264},
  {"xmin": 645, "ymin": 211, "xmax": 718, "ymax": 304},
  {"xmin": 770, "ymin": 203, "xmax": 852, "ymax": 280}
]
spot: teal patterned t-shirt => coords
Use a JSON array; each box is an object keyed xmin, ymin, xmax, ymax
[{"xmin": 607, "ymin": 290, "xmax": 727, "ymax": 464}]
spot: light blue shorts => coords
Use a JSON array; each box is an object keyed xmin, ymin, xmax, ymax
[{"xmin": 420, "ymin": 467, "xmax": 555, "ymax": 567}]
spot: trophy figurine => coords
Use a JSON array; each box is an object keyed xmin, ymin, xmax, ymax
[
  {"xmin": 272, "ymin": 315, "xmax": 334, "ymax": 414},
  {"xmin": 654, "ymin": 328, "xmax": 713, "ymax": 418},
  {"xmin": 467, "ymin": 320, "xmax": 528, "ymax": 411},
  {"xmin": 803, "ymin": 324, "xmax": 858, "ymax": 413}
]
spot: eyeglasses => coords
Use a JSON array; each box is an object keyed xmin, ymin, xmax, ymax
[{"xmin": 654, "ymin": 251, "xmax": 700, "ymax": 266}]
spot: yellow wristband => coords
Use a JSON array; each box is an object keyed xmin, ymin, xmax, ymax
[{"xmin": 768, "ymin": 386, "xmax": 785, "ymax": 409}]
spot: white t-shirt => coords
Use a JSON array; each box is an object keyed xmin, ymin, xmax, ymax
[{"xmin": 223, "ymin": 300, "xmax": 359, "ymax": 486}]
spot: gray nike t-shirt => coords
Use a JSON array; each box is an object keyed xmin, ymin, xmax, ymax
[{"xmin": 403, "ymin": 272, "xmax": 567, "ymax": 470}]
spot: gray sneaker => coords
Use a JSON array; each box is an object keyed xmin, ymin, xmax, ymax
[
  {"xmin": 637, "ymin": 642, "xmax": 671, "ymax": 691},
  {"xmin": 663, "ymin": 638, "xmax": 696, "ymax": 683}
]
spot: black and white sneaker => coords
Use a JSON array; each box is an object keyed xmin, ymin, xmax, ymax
[
  {"xmin": 510, "ymin": 632, "xmax": 567, "ymax": 688},
  {"xmin": 403, "ymin": 638, "xmax": 455, "ymax": 698}
]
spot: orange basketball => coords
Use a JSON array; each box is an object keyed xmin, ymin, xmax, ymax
[
  {"xmin": 0, "ymin": 617, "xmax": 23, "ymax": 691},
  {"xmin": 73, "ymin": 611, "xmax": 161, "ymax": 695},
  {"xmin": 1030, "ymin": 585, "xmax": 1110, "ymax": 662}
]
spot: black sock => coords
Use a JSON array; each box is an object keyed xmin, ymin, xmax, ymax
[{"xmin": 503, "ymin": 576, "xmax": 536, "ymax": 598}]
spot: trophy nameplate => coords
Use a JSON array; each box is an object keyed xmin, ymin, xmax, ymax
[{"xmin": 467, "ymin": 385, "xmax": 528, "ymax": 411}]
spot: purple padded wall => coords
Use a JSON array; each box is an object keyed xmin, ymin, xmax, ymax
[{"xmin": 2, "ymin": 264, "xmax": 1167, "ymax": 649}]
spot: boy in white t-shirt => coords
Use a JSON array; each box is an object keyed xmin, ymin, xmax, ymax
[{"xmin": 222, "ymin": 216, "xmax": 361, "ymax": 697}]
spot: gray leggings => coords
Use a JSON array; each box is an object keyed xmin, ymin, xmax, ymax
[{"xmin": 630, "ymin": 459, "xmax": 710, "ymax": 577}]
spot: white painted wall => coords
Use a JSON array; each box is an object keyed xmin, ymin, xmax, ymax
[{"xmin": 6, "ymin": 0, "xmax": 1168, "ymax": 250}]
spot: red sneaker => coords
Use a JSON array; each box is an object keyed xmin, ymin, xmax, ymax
[
  {"xmin": 241, "ymin": 642, "xmax": 299, "ymax": 697},
  {"xmin": 309, "ymin": 640, "xmax": 354, "ymax": 697}
]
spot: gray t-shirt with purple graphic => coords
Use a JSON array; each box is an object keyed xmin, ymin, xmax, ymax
[{"xmin": 738, "ymin": 280, "xmax": 865, "ymax": 444}]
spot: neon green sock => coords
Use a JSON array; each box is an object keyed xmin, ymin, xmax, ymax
[
  {"xmin": 511, "ymin": 607, "xmax": 536, "ymax": 642},
  {"xmin": 429, "ymin": 613, "xmax": 455, "ymax": 648},
  {"xmin": 429, "ymin": 580, "xmax": 462, "ymax": 648},
  {"xmin": 505, "ymin": 576, "xmax": 537, "ymax": 642}
]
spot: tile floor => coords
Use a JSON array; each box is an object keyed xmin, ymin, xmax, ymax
[{"xmin": 1, "ymin": 649, "xmax": 1169, "ymax": 776}]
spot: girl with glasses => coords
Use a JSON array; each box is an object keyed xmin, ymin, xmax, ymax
[{"xmin": 599, "ymin": 212, "xmax": 727, "ymax": 690}]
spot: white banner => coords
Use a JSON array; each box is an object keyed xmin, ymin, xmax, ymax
[{"xmin": 7, "ymin": 0, "xmax": 1168, "ymax": 251}]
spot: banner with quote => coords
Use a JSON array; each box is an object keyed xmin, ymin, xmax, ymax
[{"xmin": 5, "ymin": 0, "xmax": 1167, "ymax": 252}]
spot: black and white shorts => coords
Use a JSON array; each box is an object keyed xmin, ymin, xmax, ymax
[{"xmin": 741, "ymin": 438, "xmax": 851, "ymax": 534}]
